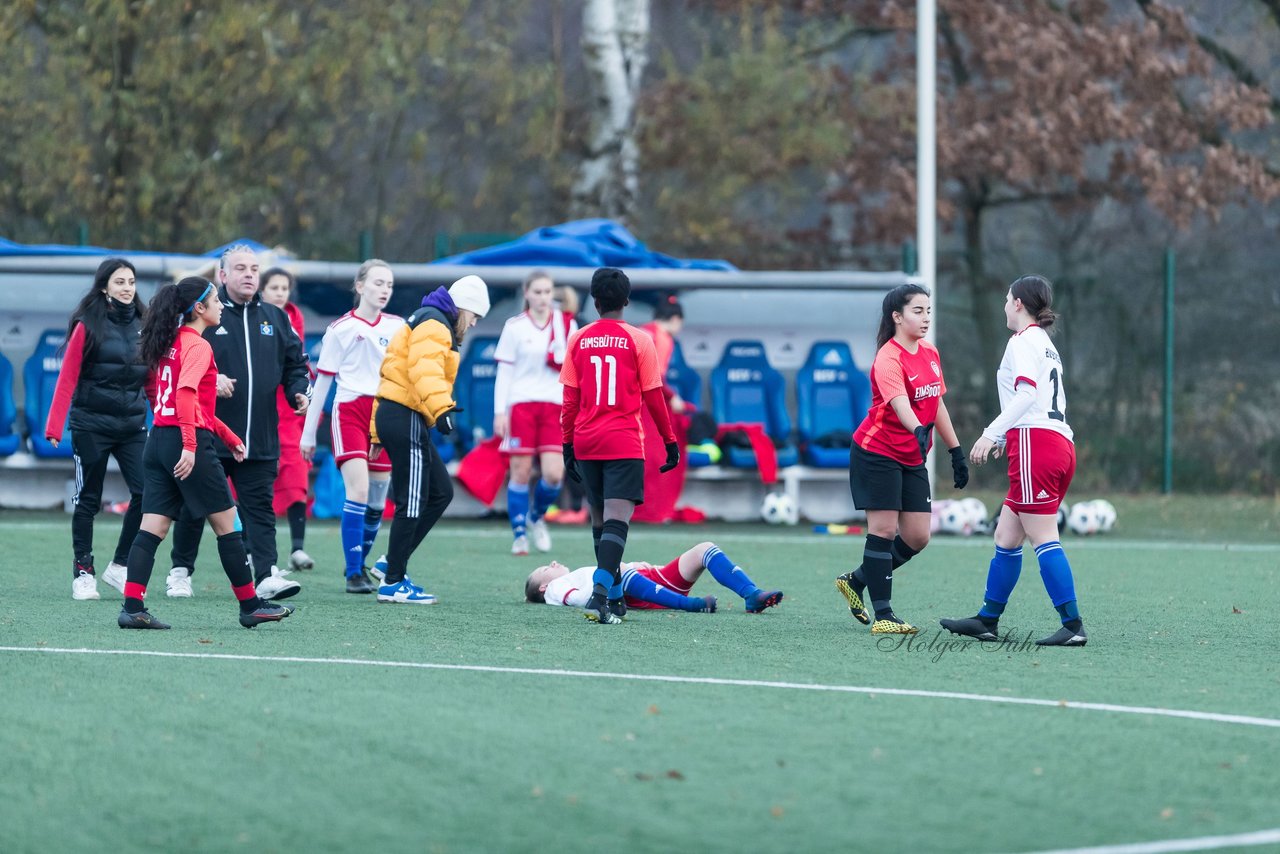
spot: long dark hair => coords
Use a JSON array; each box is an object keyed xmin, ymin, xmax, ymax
[
  {"xmin": 63, "ymin": 258, "xmax": 145, "ymax": 360},
  {"xmin": 876, "ymin": 284, "xmax": 930, "ymax": 349},
  {"xmin": 1010, "ymin": 275, "xmax": 1058, "ymax": 332},
  {"xmin": 139, "ymin": 277, "xmax": 216, "ymax": 369}
]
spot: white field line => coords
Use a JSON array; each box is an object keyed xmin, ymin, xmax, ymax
[
  {"xmin": 1017, "ymin": 826, "xmax": 1280, "ymax": 854},
  {"xmin": 0, "ymin": 520, "xmax": 1276, "ymax": 552},
  {"xmin": 3, "ymin": 646, "xmax": 1280, "ymax": 731}
]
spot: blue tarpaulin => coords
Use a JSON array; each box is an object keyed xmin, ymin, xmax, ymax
[
  {"xmin": 433, "ymin": 219, "xmax": 737, "ymax": 271},
  {"xmin": 0, "ymin": 236, "xmax": 274, "ymax": 259}
]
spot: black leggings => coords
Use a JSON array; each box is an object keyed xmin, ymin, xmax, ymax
[
  {"xmin": 375, "ymin": 399, "xmax": 453, "ymax": 584},
  {"xmin": 71, "ymin": 428, "xmax": 146, "ymax": 566}
]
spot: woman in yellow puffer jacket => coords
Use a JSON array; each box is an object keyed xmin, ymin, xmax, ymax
[{"xmin": 370, "ymin": 274, "xmax": 490, "ymax": 603}]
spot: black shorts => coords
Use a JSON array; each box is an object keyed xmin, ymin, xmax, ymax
[
  {"xmin": 142, "ymin": 426, "xmax": 235, "ymax": 519},
  {"xmin": 849, "ymin": 444, "xmax": 931, "ymax": 513},
  {"xmin": 577, "ymin": 458, "xmax": 645, "ymax": 506}
]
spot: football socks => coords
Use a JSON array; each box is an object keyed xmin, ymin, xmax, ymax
[
  {"xmin": 361, "ymin": 506, "xmax": 383, "ymax": 562},
  {"xmin": 621, "ymin": 566, "xmax": 699, "ymax": 611},
  {"xmin": 1035, "ymin": 540, "xmax": 1081, "ymax": 623},
  {"xmin": 123, "ymin": 530, "xmax": 163, "ymax": 613},
  {"xmin": 703, "ymin": 545, "xmax": 759, "ymax": 599},
  {"xmin": 507, "ymin": 481, "xmax": 529, "ymax": 538},
  {"xmin": 341, "ymin": 500, "xmax": 367, "ymax": 578},
  {"xmin": 847, "ymin": 534, "xmax": 919, "ymax": 588},
  {"xmin": 530, "ymin": 478, "xmax": 560, "ymax": 524},
  {"xmin": 591, "ymin": 525, "xmax": 604, "ymax": 564},
  {"xmin": 597, "ymin": 519, "xmax": 629, "ymax": 595},
  {"xmin": 287, "ymin": 501, "xmax": 307, "ymax": 552},
  {"xmin": 980, "ymin": 545, "xmax": 1024, "ymax": 619},
  {"xmin": 860, "ymin": 534, "xmax": 895, "ymax": 620}
]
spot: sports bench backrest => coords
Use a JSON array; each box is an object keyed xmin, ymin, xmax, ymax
[
  {"xmin": 0, "ymin": 352, "xmax": 20, "ymax": 455},
  {"xmin": 455, "ymin": 335, "xmax": 499, "ymax": 446},
  {"xmin": 666, "ymin": 339, "xmax": 702, "ymax": 409},
  {"xmin": 24, "ymin": 329, "xmax": 73, "ymax": 457},
  {"xmin": 796, "ymin": 341, "xmax": 871, "ymax": 440},
  {"xmin": 710, "ymin": 340, "xmax": 790, "ymax": 439}
]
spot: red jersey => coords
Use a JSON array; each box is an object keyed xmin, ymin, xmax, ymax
[
  {"xmin": 150, "ymin": 326, "xmax": 242, "ymax": 452},
  {"xmin": 853, "ymin": 339, "xmax": 947, "ymax": 466},
  {"xmin": 559, "ymin": 319, "xmax": 664, "ymax": 459}
]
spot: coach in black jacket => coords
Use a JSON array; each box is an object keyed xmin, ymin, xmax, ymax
[{"xmin": 167, "ymin": 244, "xmax": 311, "ymax": 600}]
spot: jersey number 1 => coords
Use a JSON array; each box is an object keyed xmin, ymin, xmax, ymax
[
  {"xmin": 1047, "ymin": 368, "xmax": 1065, "ymax": 422},
  {"xmin": 590, "ymin": 355, "xmax": 617, "ymax": 407}
]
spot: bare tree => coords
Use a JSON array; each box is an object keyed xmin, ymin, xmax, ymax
[{"xmin": 572, "ymin": 0, "xmax": 650, "ymax": 222}]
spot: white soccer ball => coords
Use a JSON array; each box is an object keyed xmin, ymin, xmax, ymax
[
  {"xmin": 1067, "ymin": 501, "xmax": 1100, "ymax": 536},
  {"xmin": 760, "ymin": 492, "xmax": 799, "ymax": 526},
  {"xmin": 958, "ymin": 497, "xmax": 990, "ymax": 531},
  {"xmin": 938, "ymin": 500, "xmax": 972, "ymax": 535},
  {"xmin": 1092, "ymin": 499, "xmax": 1117, "ymax": 533}
]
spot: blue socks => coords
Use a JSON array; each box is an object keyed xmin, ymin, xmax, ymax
[
  {"xmin": 507, "ymin": 481, "xmax": 529, "ymax": 538},
  {"xmin": 362, "ymin": 506, "xmax": 383, "ymax": 562},
  {"xmin": 979, "ymin": 545, "xmax": 1024, "ymax": 619},
  {"xmin": 1036, "ymin": 540, "xmax": 1080, "ymax": 624},
  {"xmin": 703, "ymin": 546, "xmax": 759, "ymax": 599},
  {"xmin": 530, "ymin": 478, "xmax": 560, "ymax": 524},
  {"xmin": 341, "ymin": 500, "xmax": 366, "ymax": 578},
  {"xmin": 597, "ymin": 519, "xmax": 629, "ymax": 600},
  {"xmin": 622, "ymin": 566, "xmax": 701, "ymax": 611}
]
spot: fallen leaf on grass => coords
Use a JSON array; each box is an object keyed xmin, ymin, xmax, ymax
[
  {"xmin": 771, "ymin": 806, "xmax": 785, "ymax": 818},
  {"xmin": 635, "ymin": 773, "xmax": 652, "ymax": 781},
  {"xmin": 1160, "ymin": 807, "xmax": 1175, "ymax": 820},
  {"xmin": 198, "ymin": 639, "xmax": 212, "ymax": 644},
  {"xmin": 665, "ymin": 770, "xmax": 685, "ymax": 781},
  {"xmin": 1232, "ymin": 606, "xmax": 1243, "ymax": 614},
  {"xmin": 647, "ymin": 704, "xmax": 660, "ymax": 715}
]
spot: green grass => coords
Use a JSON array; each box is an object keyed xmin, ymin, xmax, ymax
[{"xmin": 2, "ymin": 497, "xmax": 1278, "ymax": 853}]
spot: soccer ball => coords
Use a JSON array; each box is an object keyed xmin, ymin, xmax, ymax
[
  {"xmin": 1067, "ymin": 501, "xmax": 1100, "ymax": 536},
  {"xmin": 937, "ymin": 500, "xmax": 972, "ymax": 535},
  {"xmin": 1056, "ymin": 502, "xmax": 1069, "ymax": 533},
  {"xmin": 1092, "ymin": 499, "xmax": 1117, "ymax": 533},
  {"xmin": 958, "ymin": 497, "xmax": 990, "ymax": 533},
  {"xmin": 760, "ymin": 492, "xmax": 799, "ymax": 526}
]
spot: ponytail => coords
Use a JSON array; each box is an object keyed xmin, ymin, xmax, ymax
[
  {"xmin": 1009, "ymin": 275, "xmax": 1057, "ymax": 333},
  {"xmin": 876, "ymin": 283, "xmax": 931, "ymax": 350},
  {"xmin": 139, "ymin": 277, "xmax": 215, "ymax": 369}
]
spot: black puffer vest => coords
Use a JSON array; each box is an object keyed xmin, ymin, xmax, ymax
[{"xmin": 70, "ymin": 299, "xmax": 148, "ymax": 436}]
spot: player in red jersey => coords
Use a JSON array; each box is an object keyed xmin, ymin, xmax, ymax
[
  {"xmin": 559, "ymin": 268, "xmax": 679, "ymax": 625},
  {"xmin": 835, "ymin": 284, "xmax": 968, "ymax": 634},
  {"xmin": 115, "ymin": 278, "xmax": 293, "ymax": 630}
]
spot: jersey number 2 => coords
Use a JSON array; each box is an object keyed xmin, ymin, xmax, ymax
[
  {"xmin": 1047, "ymin": 368, "xmax": 1065, "ymax": 422},
  {"xmin": 155, "ymin": 365, "xmax": 176, "ymax": 417},
  {"xmin": 590, "ymin": 355, "xmax": 617, "ymax": 406}
]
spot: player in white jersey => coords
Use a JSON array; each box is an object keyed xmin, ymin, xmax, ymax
[
  {"xmin": 300, "ymin": 259, "xmax": 405, "ymax": 594},
  {"xmin": 941, "ymin": 276, "xmax": 1087, "ymax": 647},
  {"xmin": 524, "ymin": 541, "xmax": 782, "ymax": 616},
  {"xmin": 493, "ymin": 271, "xmax": 578, "ymax": 556}
]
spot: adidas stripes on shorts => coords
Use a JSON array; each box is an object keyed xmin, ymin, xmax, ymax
[{"xmin": 1003, "ymin": 427, "xmax": 1075, "ymax": 515}]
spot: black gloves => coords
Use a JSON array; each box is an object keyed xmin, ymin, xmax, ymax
[
  {"xmin": 913, "ymin": 424, "xmax": 932, "ymax": 466},
  {"xmin": 949, "ymin": 446, "xmax": 969, "ymax": 489},
  {"xmin": 659, "ymin": 441, "xmax": 680, "ymax": 473},
  {"xmin": 563, "ymin": 442, "xmax": 581, "ymax": 483},
  {"xmin": 436, "ymin": 406, "xmax": 463, "ymax": 436}
]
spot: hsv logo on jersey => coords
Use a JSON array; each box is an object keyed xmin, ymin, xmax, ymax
[{"xmin": 260, "ymin": 322, "xmax": 274, "ymax": 336}]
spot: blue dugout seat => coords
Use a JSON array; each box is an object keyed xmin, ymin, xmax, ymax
[
  {"xmin": 24, "ymin": 329, "xmax": 73, "ymax": 458},
  {"xmin": 709, "ymin": 340, "xmax": 797, "ymax": 469},
  {"xmin": 795, "ymin": 341, "xmax": 871, "ymax": 468},
  {"xmin": 0, "ymin": 352, "xmax": 20, "ymax": 455},
  {"xmin": 666, "ymin": 339, "xmax": 702, "ymax": 410},
  {"xmin": 453, "ymin": 335, "xmax": 499, "ymax": 453}
]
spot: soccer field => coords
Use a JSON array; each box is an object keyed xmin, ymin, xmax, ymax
[{"xmin": 2, "ymin": 507, "xmax": 1278, "ymax": 853}]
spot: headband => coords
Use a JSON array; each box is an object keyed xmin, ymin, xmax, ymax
[{"xmin": 185, "ymin": 283, "xmax": 214, "ymax": 317}]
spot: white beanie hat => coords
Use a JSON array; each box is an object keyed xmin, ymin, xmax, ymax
[{"xmin": 449, "ymin": 275, "xmax": 490, "ymax": 318}]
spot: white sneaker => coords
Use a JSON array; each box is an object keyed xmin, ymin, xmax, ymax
[
  {"xmin": 72, "ymin": 570, "xmax": 100, "ymax": 600},
  {"xmin": 376, "ymin": 579, "xmax": 437, "ymax": 604},
  {"xmin": 370, "ymin": 555, "xmax": 388, "ymax": 582},
  {"xmin": 257, "ymin": 566, "xmax": 301, "ymax": 601},
  {"xmin": 528, "ymin": 519, "xmax": 552, "ymax": 553},
  {"xmin": 511, "ymin": 535, "xmax": 530, "ymax": 556},
  {"xmin": 101, "ymin": 561, "xmax": 128, "ymax": 594},
  {"xmin": 289, "ymin": 549, "xmax": 315, "ymax": 572},
  {"xmin": 166, "ymin": 566, "xmax": 194, "ymax": 598}
]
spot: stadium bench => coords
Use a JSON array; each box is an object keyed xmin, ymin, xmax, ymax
[
  {"xmin": 0, "ymin": 352, "xmax": 20, "ymax": 456},
  {"xmin": 666, "ymin": 339, "xmax": 702, "ymax": 411},
  {"xmin": 795, "ymin": 340, "xmax": 870, "ymax": 468},
  {"xmin": 709, "ymin": 340, "xmax": 798, "ymax": 470},
  {"xmin": 23, "ymin": 329, "xmax": 73, "ymax": 458}
]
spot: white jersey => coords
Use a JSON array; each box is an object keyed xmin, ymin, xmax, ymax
[
  {"xmin": 542, "ymin": 567, "xmax": 597, "ymax": 608},
  {"xmin": 315, "ymin": 311, "xmax": 405, "ymax": 403},
  {"xmin": 493, "ymin": 311, "xmax": 577, "ymax": 412},
  {"xmin": 982, "ymin": 325, "xmax": 1074, "ymax": 444}
]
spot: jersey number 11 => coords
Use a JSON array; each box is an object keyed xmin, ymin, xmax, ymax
[{"xmin": 590, "ymin": 355, "xmax": 617, "ymax": 407}]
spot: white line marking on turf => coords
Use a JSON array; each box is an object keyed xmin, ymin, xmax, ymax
[
  {"xmin": 1019, "ymin": 827, "xmax": 1280, "ymax": 854},
  {"xmin": 0, "ymin": 520, "xmax": 1277, "ymax": 552},
  {"xmin": 4, "ymin": 646, "xmax": 1280, "ymax": 730}
]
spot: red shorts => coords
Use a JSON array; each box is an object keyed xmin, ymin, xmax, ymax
[
  {"xmin": 332, "ymin": 395, "xmax": 391, "ymax": 472},
  {"xmin": 1004, "ymin": 427, "xmax": 1075, "ymax": 514},
  {"xmin": 501, "ymin": 401, "xmax": 562, "ymax": 456},
  {"xmin": 624, "ymin": 557, "xmax": 691, "ymax": 610}
]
